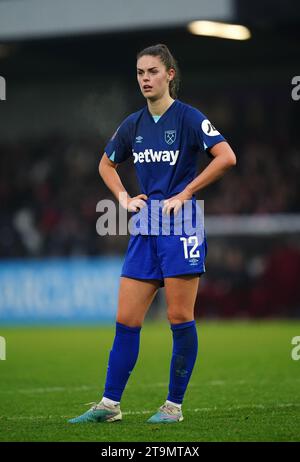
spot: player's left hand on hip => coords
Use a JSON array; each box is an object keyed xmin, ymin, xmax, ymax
[{"xmin": 162, "ymin": 190, "xmax": 191, "ymax": 216}]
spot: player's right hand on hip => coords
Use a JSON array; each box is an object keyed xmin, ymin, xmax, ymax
[{"xmin": 127, "ymin": 194, "xmax": 148, "ymax": 212}]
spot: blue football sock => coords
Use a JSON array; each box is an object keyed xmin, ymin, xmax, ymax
[
  {"xmin": 103, "ymin": 322, "xmax": 141, "ymax": 402},
  {"xmin": 167, "ymin": 320, "xmax": 198, "ymax": 405}
]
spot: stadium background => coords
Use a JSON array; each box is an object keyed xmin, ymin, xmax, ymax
[{"xmin": 0, "ymin": 0, "xmax": 300, "ymax": 442}]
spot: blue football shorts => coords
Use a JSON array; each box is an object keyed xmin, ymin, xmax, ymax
[{"xmin": 121, "ymin": 232, "xmax": 208, "ymax": 287}]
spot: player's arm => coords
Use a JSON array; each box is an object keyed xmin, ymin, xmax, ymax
[
  {"xmin": 99, "ymin": 153, "xmax": 147, "ymax": 212},
  {"xmin": 99, "ymin": 153, "xmax": 127, "ymax": 207},
  {"xmin": 184, "ymin": 141, "xmax": 236, "ymax": 197},
  {"xmin": 163, "ymin": 141, "xmax": 236, "ymax": 215}
]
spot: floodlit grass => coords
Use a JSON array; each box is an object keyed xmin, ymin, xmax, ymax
[{"xmin": 0, "ymin": 321, "xmax": 299, "ymax": 442}]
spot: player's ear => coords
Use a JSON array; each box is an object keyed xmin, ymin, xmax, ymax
[{"xmin": 168, "ymin": 68, "xmax": 175, "ymax": 82}]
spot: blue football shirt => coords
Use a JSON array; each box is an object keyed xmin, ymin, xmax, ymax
[
  {"xmin": 104, "ymin": 99, "xmax": 225, "ymax": 199},
  {"xmin": 104, "ymin": 99, "xmax": 225, "ymax": 235}
]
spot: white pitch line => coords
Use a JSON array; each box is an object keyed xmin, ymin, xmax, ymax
[
  {"xmin": 1, "ymin": 403, "xmax": 300, "ymax": 421},
  {"xmin": 0, "ymin": 380, "xmax": 262, "ymax": 395},
  {"xmin": 122, "ymin": 403, "xmax": 300, "ymax": 415},
  {"xmin": 0, "ymin": 385, "xmax": 97, "ymax": 394}
]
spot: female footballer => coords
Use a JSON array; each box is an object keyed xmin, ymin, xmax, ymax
[{"xmin": 69, "ymin": 43, "xmax": 236, "ymax": 424}]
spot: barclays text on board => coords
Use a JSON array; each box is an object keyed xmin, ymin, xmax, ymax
[{"xmin": 0, "ymin": 258, "xmax": 122, "ymax": 323}]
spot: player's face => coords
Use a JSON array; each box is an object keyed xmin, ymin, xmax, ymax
[{"xmin": 137, "ymin": 55, "xmax": 174, "ymax": 100}]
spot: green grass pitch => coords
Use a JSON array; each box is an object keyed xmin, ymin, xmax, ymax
[{"xmin": 0, "ymin": 321, "xmax": 299, "ymax": 442}]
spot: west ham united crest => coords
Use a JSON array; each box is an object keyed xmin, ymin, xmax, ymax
[{"xmin": 165, "ymin": 130, "xmax": 176, "ymax": 145}]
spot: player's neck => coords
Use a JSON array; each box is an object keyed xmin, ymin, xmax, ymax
[{"xmin": 147, "ymin": 96, "xmax": 175, "ymax": 117}]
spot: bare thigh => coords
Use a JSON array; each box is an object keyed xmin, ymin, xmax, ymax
[
  {"xmin": 116, "ymin": 277, "xmax": 161, "ymax": 327},
  {"xmin": 165, "ymin": 275, "xmax": 200, "ymax": 324}
]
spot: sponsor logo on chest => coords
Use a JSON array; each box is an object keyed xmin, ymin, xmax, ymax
[{"xmin": 133, "ymin": 149, "xmax": 179, "ymax": 166}]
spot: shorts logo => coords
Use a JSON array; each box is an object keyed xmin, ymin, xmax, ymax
[
  {"xmin": 189, "ymin": 258, "xmax": 199, "ymax": 266},
  {"xmin": 165, "ymin": 130, "xmax": 176, "ymax": 145}
]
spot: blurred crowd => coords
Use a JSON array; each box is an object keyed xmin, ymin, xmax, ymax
[
  {"xmin": 196, "ymin": 237, "xmax": 300, "ymax": 318},
  {"xmin": 0, "ymin": 134, "xmax": 104, "ymax": 257},
  {"xmin": 1, "ymin": 130, "xmax": 299, "ymax": 258},
  {"xmin": 1, "ymin": 108, "xmax": 299, "ymax": 317},
  {"xmin": 204, "ymin": 140, "xmax": 300, "ymax": 215}
]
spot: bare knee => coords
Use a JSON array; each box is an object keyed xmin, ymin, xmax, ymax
[
  {"xmin": 167, "ymin": 306, "xmax": 194, "ymax": 325},
  {"xmin": 116, "ymin": 315, "xmax": 143, "ymax": 328}
]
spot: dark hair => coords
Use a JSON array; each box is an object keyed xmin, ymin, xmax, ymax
[{"xmin": 136, "ymin": 43, "xmax": 181, "ymax": 99}]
